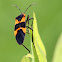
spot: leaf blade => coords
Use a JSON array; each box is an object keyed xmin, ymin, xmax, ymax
[
  {"xmin": 33, "ymin": 12, "xmax": 47, "ymax": 62},
  {"xmin": 52, "ymin": 33, "xmax": 62, "ymax": 62},
  {"xmin": 21, "ymin": 53, "xmax": 33, "ymax": 62}
]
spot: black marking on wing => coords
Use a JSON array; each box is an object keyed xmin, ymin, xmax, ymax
[
  {"xmin": 15, "ymin": 24, "xmax": 19, "ymax": 30},
  {"xmin": 20, "ymin": 22, "xmax": 26, "ymax": 28},
  {"xmin": 16, "ymin": 29, "xmax": 25, "ymax": 45},
  {"xmin": 15, "ymin": 22, "xmax": 26, "ymax": 30}
]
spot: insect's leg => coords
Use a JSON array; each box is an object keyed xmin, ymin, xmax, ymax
[
  {"xmin": 26, "ymin": 15, "xmax": 33, "ymax": 31},
  {"xmin": 26, "ymin": 15, "xmax": 33, "ymax": 24},
  {"xmin": 26, "ymin": 15, "xmax": 29, "ymax": 26},
  {"xmin": 26, "ymin": 16, "xmax": 34, "ymax": 48},
  {"xmin": 26, "ymin": 26, "xmax": 33, "ymax": 31},
  {"xmin": 22, "ymin": 44, "xmax": 30, "ymax": 53},
  {"xmin": 31, "ymin": 20, "xmax": 33, "ymax": 28},
  {"xmin": 26, "ymin": 28, "xmax": 30, "ymax": 34}
]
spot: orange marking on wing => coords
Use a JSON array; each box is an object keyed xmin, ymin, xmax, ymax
[
  {"xmin": 20, "ymin": 16, "xmax": 25, "ymax": 23},
  {"xmin": 14, "ymin": 27, "xmax": 20, "ymax": 36},
  {"xmin": 15, "ymin": 19, "xmax": 19, "ymax": 25},
  {"xmin": 21, "ymin": 27, "xmax": 26, "ymax": 33}
]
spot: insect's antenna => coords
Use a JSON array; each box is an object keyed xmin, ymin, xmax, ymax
[
  {"xmin": 11, "ymin": 5, "xmax": 22, "ymax": 13},
  {"xmin": 24, "ymin": 3, "xmax": 37, "ymax": 13}
]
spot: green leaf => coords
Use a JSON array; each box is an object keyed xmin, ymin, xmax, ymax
[
  {"xmin": 25, "ymin": 53, "xmax": 34, "ymax": 58},
  {"xmin": 21, "ymin": 57, "xmax": 30, "ymax": 62},
  {"xmin": 52, "ymin": 33, "xmax": 62, "ymax": 62},
  {"xmin": 30, "ymin": 29, "xmax": 39, "ymax": 62},
  {"xmin": 31, "ymin": 37, "xmax": 39, "ymax": 62},
  {"xmin": 21, "ymin": 53, "xmax": 33, "ymax": 62},
  {"xmin": 32, "ymin": 12, "xmax": 47, "ymax": 62}
]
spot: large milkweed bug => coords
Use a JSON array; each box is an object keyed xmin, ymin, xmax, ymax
[{"xmin": 13, "ymin": 4, "xmax": 36, "ymax": 53}]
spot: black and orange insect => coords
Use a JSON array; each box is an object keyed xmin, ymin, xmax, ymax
[{"xmin": 13, "ymin": 4, "xmax": 36, "ymax": 53}]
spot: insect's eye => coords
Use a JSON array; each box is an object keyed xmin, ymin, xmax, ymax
[{"xmin": 23, "ymin": 16, "xmax": 25, "ymax": 17}]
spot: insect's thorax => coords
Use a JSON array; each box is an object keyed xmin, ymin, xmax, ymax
[{"xmin": 15, "ymin": 14, "xmax": 26, "ymax": 24}]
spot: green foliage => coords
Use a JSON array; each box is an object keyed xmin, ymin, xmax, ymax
[
  {"xmin": 52, "ymin": 33, "xmax": 62, "ymax": 62},
  {"xmin": 21, "ymin": 53, "xmax": 33, "ymax": 62},
  {"xmin": 31, "ymin": 12, "xmax": 47, "ymax": 62},
  {"xmin": 21, "ymin": 56, "xmax": 30, "ymax": 62}
]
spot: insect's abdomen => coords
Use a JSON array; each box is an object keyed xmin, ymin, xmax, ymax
[
  {"xmin": 16, "ymin": 28, "xmax": 26, "ymax": 45},
  {"xmin": 14, "ymin": 14, "xmax": 26, "ymax": 45}
]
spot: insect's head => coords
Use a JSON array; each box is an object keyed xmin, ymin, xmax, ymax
[
  {"xmin": 22, "ymin": 13, "xmax": 25, "ymax": 17},
  {"xmin": 16, "ymin": 13, "xmax": 25, "ymax": 21}
]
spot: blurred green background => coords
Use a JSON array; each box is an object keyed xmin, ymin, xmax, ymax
[{"xmin": 0, "ymin": 0, "xmax": 62, "ymax": 62}]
